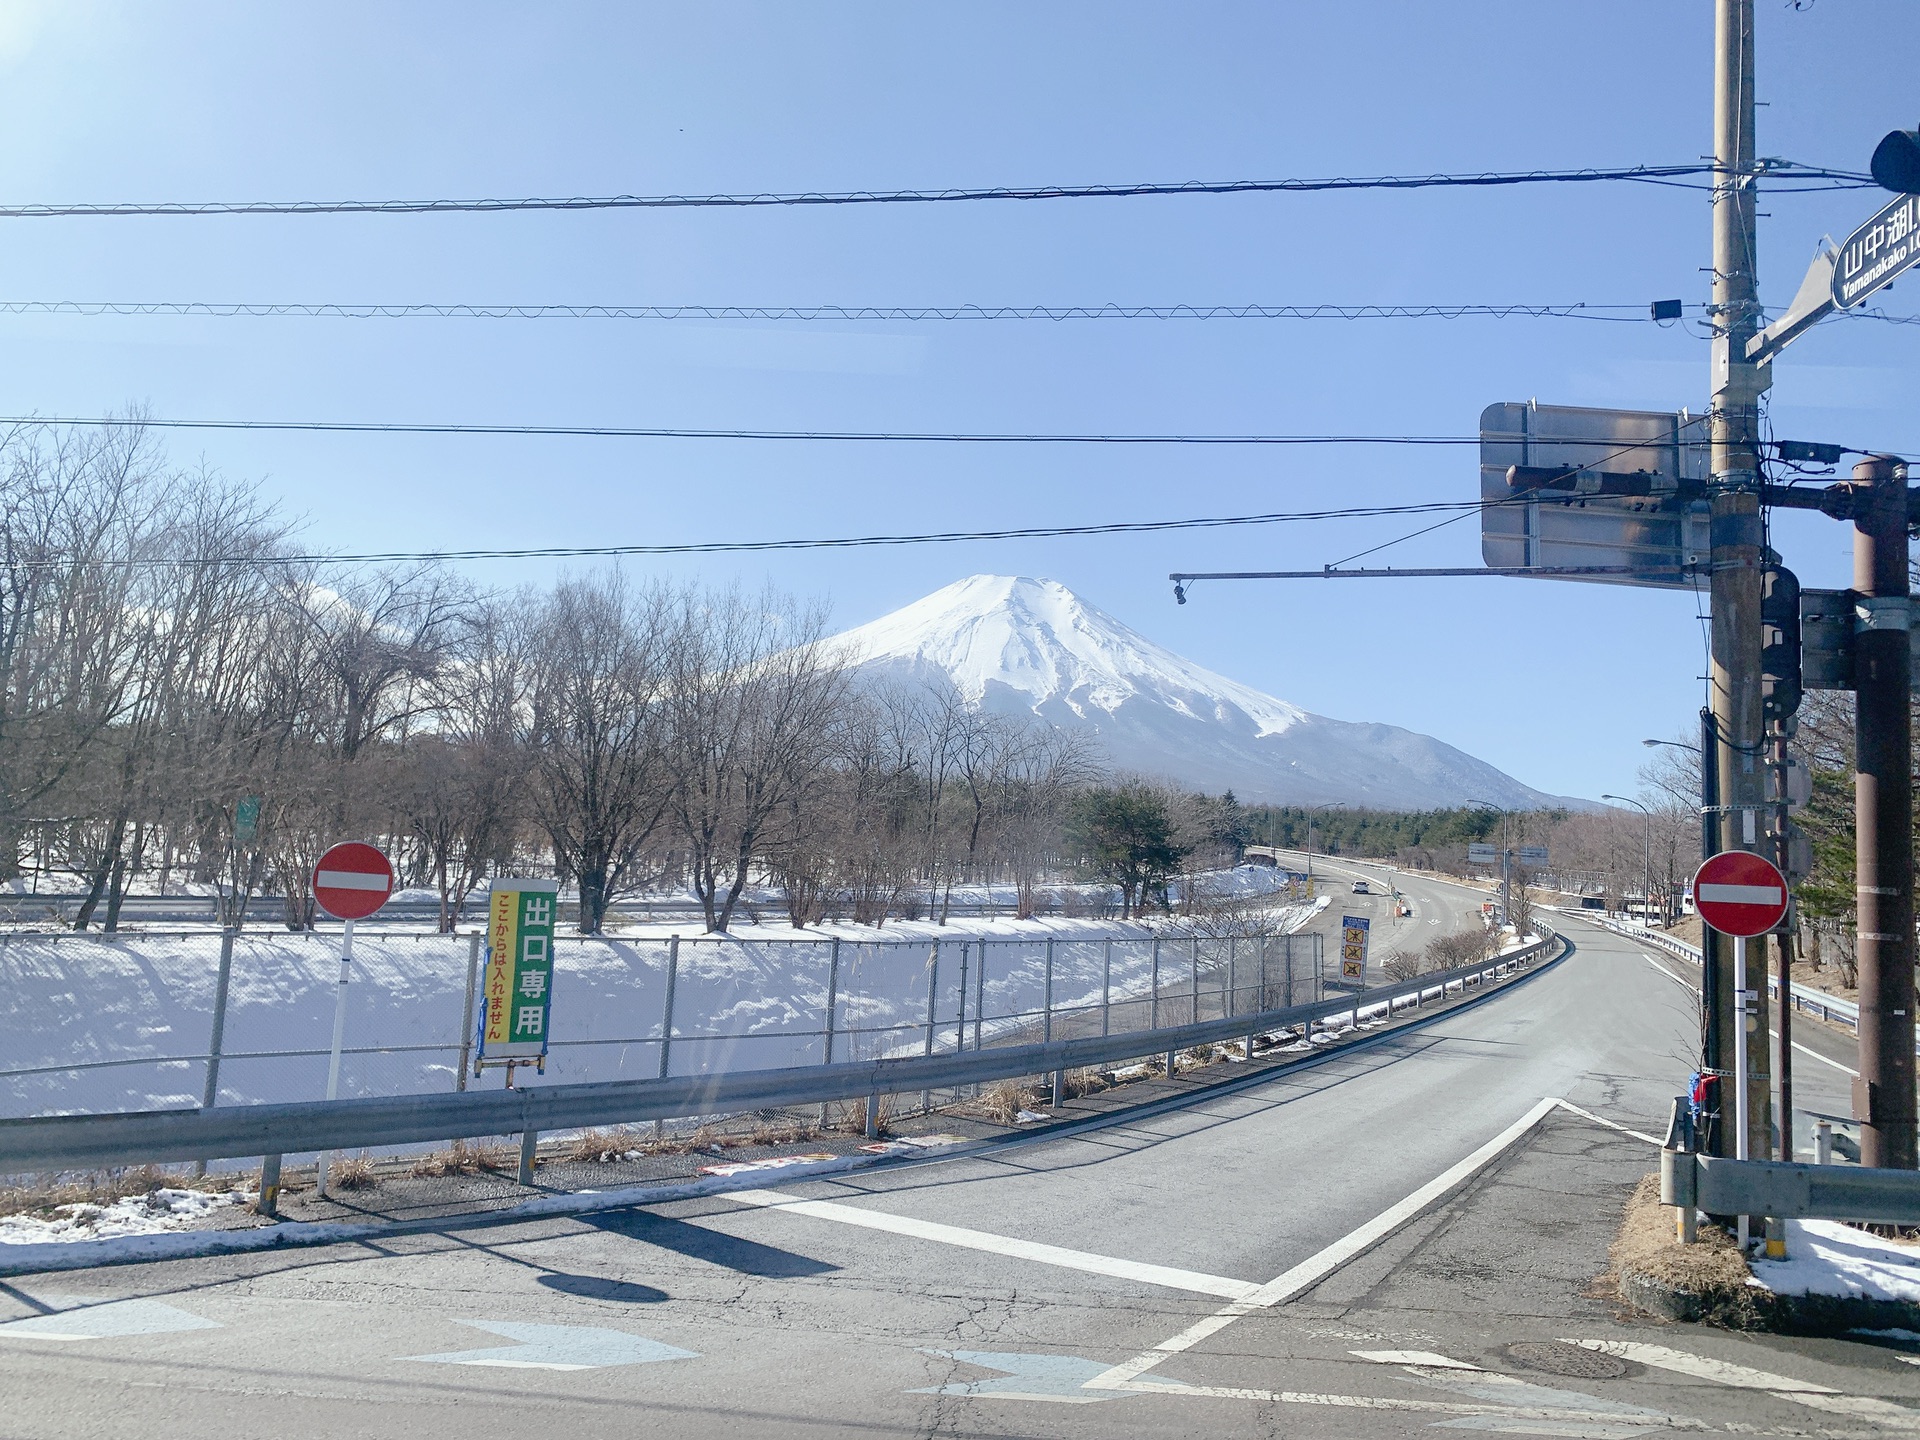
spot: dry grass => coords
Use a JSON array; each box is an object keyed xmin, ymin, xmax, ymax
[
  {"xmin": 1608, "ymin": 1173, "xmax": 1762, "ymax": 1324},
  {"xmin": 564, "ymin": 1127, "xmax": 648, "ymax": 1162},
  {"xmin": 1062, "ymin": 1066, "xmax": 1109, "ymax": 1099},
  {"xmin": 409, "ymin": 1141, "xmax": 514, "ymax": 1178},
  {"xmin": 981, "ymin": 1080, "xmax": 1037, "ymax": 1124},
  {"xmin": 836, "ymin": 1096, "xmax": 893, "ymax": 1136},
  {"xmin": 0, "ymin": 1165, "xmax": 233, "ymax": 1219},
  {"xmin": 328, "ymin": 1155, "xmax": 378, "ymax": 1191}
]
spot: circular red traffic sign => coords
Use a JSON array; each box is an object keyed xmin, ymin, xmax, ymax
[
  {"xmin": 312, "ymin": 841, "xmax": 394, "ymax": 921},
  {"xmin": 1693, "ymin": 850, "xmax": 1789, "ymax": 937}
]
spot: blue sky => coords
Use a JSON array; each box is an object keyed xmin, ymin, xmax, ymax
[{"xmin": 0, "ymin": 1, "xmax": 1912, "ymax": 801}]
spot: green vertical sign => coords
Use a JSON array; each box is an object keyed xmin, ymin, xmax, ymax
[{"xmin": 479, "ymin": 880, "xmax": 559, "ymax": 1062}]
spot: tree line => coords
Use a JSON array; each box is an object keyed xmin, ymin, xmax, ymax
[{"xmin": 1, "ymin": 420, "xmax": 1267, "ymax": 935}]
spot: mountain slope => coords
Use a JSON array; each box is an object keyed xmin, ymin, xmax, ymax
[{"xmin": 830, "ymin": 575, "xmax": 1576, "ymax": 810}]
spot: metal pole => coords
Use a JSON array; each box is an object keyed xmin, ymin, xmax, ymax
[
  {"xmin": 1709, "ymin": 0, "xmax": 1771, "ymax": 1165},
  {"xmin": 820, "ymin": 936, "xmax": 839, "ymax": 1128},
  {"xmin": 973, "ymin": 939, "xmax": 986, "ymax": 1053},
  {"xmin": 1101, "ymin": 938, "xmax": 1112, "ymax": 1037},
  {"xmin": 314, "ymin": 916, "xmax": 354, "ymax": 1199},
  {"xmin": 1851, "ymin": 456, "xmax": 1916, "ymax": 1168},
  {"xmin": 1734, "ymin": 931, "xmax": 1751, "ymax": 1246},
  {"xmin": 455, "ymin": 931, "xmax": 480, "ymax": 1092},
  {"xmin": 655, "ymin": 934, "xmax": 679, "ymax": 1140},
  {"xmin": 955, "ymin": 941, "xmax": 969, "ymax": 1053},
  {"xmin": 1044, "ymin": 937, "xmax": 1061, "ymax": 1108},
  {"xmin": 1771, "ymin": 728, "xmax": 1795, "ymax": 1163},
  {"xmin": 194, "ymin": 928, "xmax": 237, "ymax": 1179},
  {"xmin": 924, "ymin": 942, "xmax": 939, "ymax": 1114},
  {"xmin": 1701, "ymin": 705, "xmax": 1724, "ymax": 1110},
  {"xmin": 1190, "ymin": 936, "xmax": 1200, "ymax": 1025},
  {"xmin": 518, "ymin": 1126, "xmax": 538, "ymax": 1186}
]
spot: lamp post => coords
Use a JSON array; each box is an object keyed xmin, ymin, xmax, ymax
[
  {"xmin": 1467, "ymin": 799, "xmax": 1511, "ymax": 926},
  {"xmin": 1603, "ymin": 794, "xmax": 1655, "ymax": 927},
  {"xmin": 1306, "ymin": 801, "xmax": 1344, "ymax": 880}
]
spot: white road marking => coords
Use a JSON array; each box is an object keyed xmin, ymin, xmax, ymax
[
  {"xmin": 1641, "ymin": 955, "xmax": 1688, "ymax": 987},
  {"xmin": 727, "ymin": 1189, "xmax": 1260, "ymax": 1300},
  {"xmin": 1787, "ymin": 1393, "xmax": 1920, "ymax": 1430},
  {"xmin": 1773, "ymin": 1032, "xmax": 1859, "ymax": 1077},
  {"xmin": 1353, "ymin": 1349, "xmax": 1482, "ymax": 1369},
  {"xmin": 1117, "ymin": 1384, "xmax": 1699, "ymax": 1427},
  {"xmin": 1560, "ymin": 1340, "xmax": 1835, "ymax": 1393},
  {"xmin": 405, "ymin": 1320, "xmax": 696, "ymax": 1371},
  {"xmin": 1552, "ymin": 1100, "xmax": 1662, "ymax": 1147},
  {"xmin": 0, "ymin": 1298, "xmax": 220, "ymax": 1342},
  {"xmin": 1083, "ymin": 1096, "xmax": 1566, "ymax": 1392}
]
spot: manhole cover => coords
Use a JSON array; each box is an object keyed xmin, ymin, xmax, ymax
[{"xmin": 1504, "ymin": 1341, "xmax": 1627, "ymax": 1379}]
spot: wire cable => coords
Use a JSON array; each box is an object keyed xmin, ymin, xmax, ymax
[
  {"xmin": 0, "ymin": 414, "xmax": 1499, "ymax": 445},
  {"xmin": 0, "ymin": 299, "xmax": 1686, "ymax": 323},
  {"xmin": 0, "ymin": 163, "xmax": 1871, "ymax": 220}
]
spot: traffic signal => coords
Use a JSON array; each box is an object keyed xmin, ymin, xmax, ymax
[
  {"xmin": 1761, "ymin": 563, "xmax": 1802, "ymax": 723},
  {"xmin": 1871, "ymin": 128, "xmax": 1920, "ymax": 194}
]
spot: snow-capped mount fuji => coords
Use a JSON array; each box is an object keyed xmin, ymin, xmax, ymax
[{"xmin": 828, "ymin": 575, "xmax": 1571, "ymax": 810}]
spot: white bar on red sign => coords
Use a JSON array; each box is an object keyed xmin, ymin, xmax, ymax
[
  {"xmin": 315, "ymin": 870, "xmax": 390, "ymax": 891},
  {"xmin": 1697, "ymin": 883, "xmax": 1783, "ymax": 905}
]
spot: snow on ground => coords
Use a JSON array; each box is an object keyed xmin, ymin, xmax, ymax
[
  {"xmin": 0, "ymin": 1188, "xmax": 250, "ymax": 1246},
  {"xmin": 1, "ymin": 875, "xmax": 1323, "ymax": 1119},
  {"xmin": 1753, "ymin": 1221, "xmax": 1920, "ymax": 1303}
]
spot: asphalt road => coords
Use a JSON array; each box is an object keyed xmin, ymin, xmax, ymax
[{"xmin": 3, "ymin": 889, "xmax": 1910, "ymax": 1439}]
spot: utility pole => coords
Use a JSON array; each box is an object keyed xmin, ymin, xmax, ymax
[
  {"xmin": 1707, "ymin": 0, "xmax": 1771, "ymax": 1162},
  {"xmin": 1849, "ymin": 456, "xmax": 1916, "ymax": 1168}
]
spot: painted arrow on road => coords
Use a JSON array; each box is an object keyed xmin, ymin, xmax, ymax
[
  {"xmin": 0, "ymin": 1297, "xmax": 221, "ymax": 1342},
  {"xmin": 912, "ymin": 1349, "xmax": 1189, "ymax": 1404},
  {"xmin": 405, "ymin": 1320, "xmax": 697, "ymax": 1371}
]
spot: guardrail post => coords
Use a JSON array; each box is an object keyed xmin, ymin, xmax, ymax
[
  {"xmin": 655, "ymin": 934, "xmax": 679, "ymax": 1141},
  {"xmin": 518, "ymin": 1125, "xmax": 538, "ymax": 1186},
  {"xmin": 256, "ymin": 1152, "xmax": 280, "ymax": 1217},
  {"xmin": 193, "ymin": 928, "xmax": 237, "ymax": 1178},
  {"xmin": 820, "ymin": 936, "xmax": 840, "ymax": 1127},
  {"xmin": 455, "ymin": 931, "xmax": 481, "ymax": 1092}
]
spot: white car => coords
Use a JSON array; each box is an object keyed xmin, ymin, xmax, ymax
[{"xmin": 1351, "ymin": 880, "xmax": 1369, "ymax": 894}]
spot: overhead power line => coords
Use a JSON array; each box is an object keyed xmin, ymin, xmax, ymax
[
  {"xmin": 0, "ymin": 299, "xmax": 1684, "ymax": 323},
  {"xmin": 0, "ymin": 162, "xmax": 1870, "ymax": 220},
  {"xmin": 0, "ymin": 415, "xmax": 1493, "ymax": 445},
  {"xmin": 102, "ymin": 498, "xmax": 1509, "ymax": 570}
]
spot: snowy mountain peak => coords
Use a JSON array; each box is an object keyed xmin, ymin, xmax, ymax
[{"xmin": 830, "ymin": 574, "xmax": 1305, "ymax": 737}]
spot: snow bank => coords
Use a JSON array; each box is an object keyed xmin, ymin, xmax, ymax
[
  {"xmin": 1753, "ymin": 1221, "xmax": 1920, "ymax": 1303},
  {"xmin": 0, "ymin": 1188, "xmax": 250, "ymax": 1246}
]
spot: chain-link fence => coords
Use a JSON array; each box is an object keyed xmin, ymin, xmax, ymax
[{"xmin": 0, "ymin": 928, "xmax": 1323, "ymax": 1120}]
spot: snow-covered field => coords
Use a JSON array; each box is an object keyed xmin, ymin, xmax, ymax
[{"xmin": 1, "ymin": 881, "xmax": 1323, "ymax": 1119}]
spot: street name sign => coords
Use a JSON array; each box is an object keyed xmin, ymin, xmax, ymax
[
  {"xmin": 478, "ymin": 880, "xmax": 560, "ymax": 1066},
  {"xmin": 1480, "ymin": 402, "xmax": 1710, "ymax": 589},
  {"xmin": 1467, "ymin": 843, "xmax": 1497, "ymax": 865},
  {"xmin": 1516, "ymin": 845, "xmax": 1549, "ymax": 866},
  {"xmin": 311, "ymin": 842, "xmax": 393, "ymax": 922},
  {"xmin": 1693, "ymin": 852, "xmax": 1789, "ymax": 938},
  {"xmin": 1833, "ymin": 191, "xmax": 1920, "ymax": 309}
]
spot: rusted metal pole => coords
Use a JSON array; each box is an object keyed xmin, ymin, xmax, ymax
[{"xmin": 1850, "ymin": 456, "xmax": 1915, "ymax": 1169}]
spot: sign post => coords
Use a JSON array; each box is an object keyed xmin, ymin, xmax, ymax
[
  {"xmin": 476, "ymin": 880, "xmax": 560, "ymax": 1086},
  {"xmin": 1692, "ymin": 850, "xmax": 1789, "ymax": 1246},
  {"xmin": 309, "ymin": 842, "xmax": 394, "ymax": 1199}
]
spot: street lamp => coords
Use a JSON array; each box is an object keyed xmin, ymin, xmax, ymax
[
  {"xmin": 1466, "ymin": 799, "xmax": 1511, "ymax": 925},
  {"xmin": 1602, "ymin": 794, "xmax": 1655, "ymax": 927},
  {"xmin": 1642, "ymin": 737, "xmax": 1701, "ymax": 754},
  {"xmin": 1306, "ymin": 801, "xmax": 1344, "ymax": 880}
]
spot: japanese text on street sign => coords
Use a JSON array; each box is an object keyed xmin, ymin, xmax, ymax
[
  {"xmin": 1466, "ymin": 843, "xmax": 1497, "ymax": 865},
  {"xmin": 479, "ymin": 880, "xmax": 560, "ymax": 1062},
  {"xmin": 1340, "ymin": 914, "xmax": 1371, "ymax": 980},
  {"xmin": 1834, "ymin": 191, "xmax": 1920, "ymax": 309}
]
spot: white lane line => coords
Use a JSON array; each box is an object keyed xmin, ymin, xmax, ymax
[
  {"xmin": 1083, "ymin": 1095, "xmax": 1565, "ymax": 1392},
  {"xmin": 1641, "ymin": 954, "xmax": 1688, "ymax": 987},
  {"xmin": 726, "ymin": 1189, "xmax": 1259, "ymax": 1301},
  {"xmin": 1773, "ymin": 1031, "xmax": 1859, "ymax": 1077},
  {"xmin": 1561, "ymin": 1340, "xmax": 1835, "ymax": 1393},
  {"xmin": 1552, "ymin": 1100, "xmax": 1662, "ymax": 1147},
  {"xmin": 1351, "ymin": 1349, "xmax": 1483, "ymax": 1370}
]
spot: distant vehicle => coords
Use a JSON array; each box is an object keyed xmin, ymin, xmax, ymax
[{"xmin": 1351, "ymin": 880, "xmax": 1369, "ymax": 894}]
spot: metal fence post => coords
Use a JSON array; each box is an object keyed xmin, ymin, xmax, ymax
[
  {"xmin": 1258, "ymin": 932, "xmax": 1268, "ymax": 1010},
  {"xmin": 193, "ymin": 928, "xmax": 237, "ymax": 1179},
  {"xmin": 518, "ymin": 1125, "xmax": 538, "ymax": 1186},
  {"xmin": 955, "ymin": 941, "xmax": 969, "ymax": 1053},
  {"xmin": 654, "ymin": 935, "xmax": 679, "ymax": 1141},
  {"xmin": 455, "ymin": 931, "xmax": 481, "ymax": 1092},
  {"xmin": 1190, "ymin": 936, "xmax": 1201, "ymax": 1025},
  {"xmin": 973, "ymin": 939, "xmax": 986, "ymax": 1052},
  {"xmin": 1102, "ymin": 938, "xmax": 1112, "ymax": 1037},
  {"xmin": 820, "ymin": 936, "xmax": 840, "ymax": 1128},
  {"xmin": 1044, "ymin": 937, "xmax": 1061, "ymax": 1107},
  {"xmin": 922, "ymin": 941, "xmax": 939, "ymax": 1115},
  {"xmin": 1227, "ymin": 937, "xmax": 1237, "ymax": 1021},
  {"xmin": 257, "ymin": 1152, "xmax": 281, "ymax": 1217}
]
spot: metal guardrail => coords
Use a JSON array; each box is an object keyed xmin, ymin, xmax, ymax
[
  {"xmin": 0, "ymin": 931, "xmax": 1562, "ymax": 1172},
  {"xmin": 1662, "ymin": 1146, "xmax": 1920, "ymax": 1224}
]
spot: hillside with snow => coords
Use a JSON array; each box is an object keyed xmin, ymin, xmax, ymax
[{"xmin": 830, "ymin": 575, "xmax": 1574, "ymax": 810}]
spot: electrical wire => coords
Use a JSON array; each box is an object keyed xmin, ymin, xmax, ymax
[
  {"xmin": 0, "ymin": 415, "xmax": 1497, "ymax": 445},
  {"xmin": 0, "ymin": 163, "xmax": 1870, "ymax": 219},
  {"xmin": 0, "ymin": 299, "xmax": 1685, "ymax": 323}
]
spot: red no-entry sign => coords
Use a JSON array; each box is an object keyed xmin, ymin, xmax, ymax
[
  {"xmin": 312, "ymin": 841, "xmax": 394, "ymax": 921},
  {"xmin": 1693, "ymin": 850, "xmax": 1789, "ymax": 937}
]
